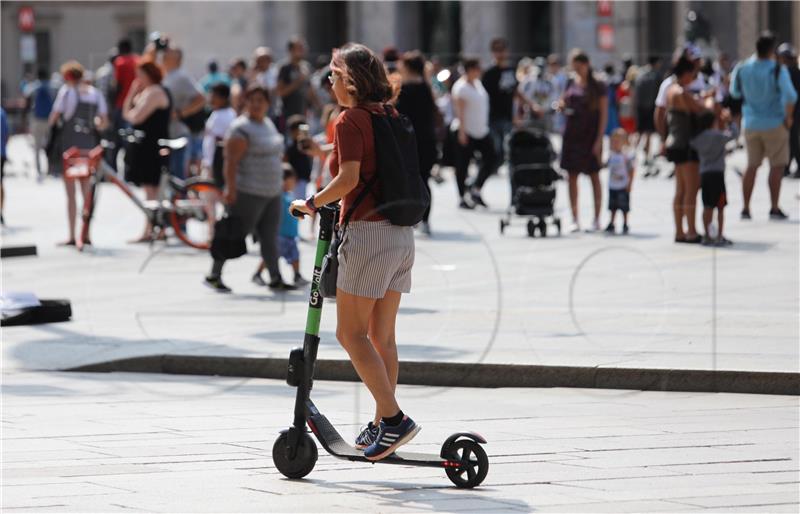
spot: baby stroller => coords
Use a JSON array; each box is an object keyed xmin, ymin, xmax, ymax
[{"xmin": 499, "ymin": 127, "xmax": 562, "ymax": 237}]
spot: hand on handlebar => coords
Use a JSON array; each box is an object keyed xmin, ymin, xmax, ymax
[{"xmin": 290, "ymin": 199, "xmax": 312, "ymax": 219}]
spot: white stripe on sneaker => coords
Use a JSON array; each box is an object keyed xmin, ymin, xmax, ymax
[{"xmin": 379, "ymin": 441, "xmax": 392, "ymax": 447}]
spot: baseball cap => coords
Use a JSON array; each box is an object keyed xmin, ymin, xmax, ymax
[
  {"xmin": 777, "ymin": 43, "xmax": 796, "ymax": 58},
  {"xmin": 684, "ymin": 43, "xmax": 703, "ymax": 61}
]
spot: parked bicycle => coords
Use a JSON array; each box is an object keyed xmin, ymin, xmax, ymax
[{"xmin": 63, "ymin": 129, "xmax": 223, "ymax": 251}]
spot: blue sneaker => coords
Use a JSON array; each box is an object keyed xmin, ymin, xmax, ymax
[
  {"xmin": 354, "ymin": 421, "xmax": 379, "ymax": 450},
  {"xmin": 363, "ymin": 416, "xmax": 421, "ymax": 461}
]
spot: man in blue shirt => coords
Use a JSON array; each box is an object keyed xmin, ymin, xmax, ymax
[{"xmin": 730, "ymin": 31, "xmax": 798, "ymax": 220}]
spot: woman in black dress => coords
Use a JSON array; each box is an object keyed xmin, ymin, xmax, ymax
[
  {"xmin": 396, "ymin": 51, "xmax": 438, "ymax": 235},
  {"xmin": 560, "ymin": 49, "xmax": 608, "ymax": 233},
  {"xmin": 123, "ymin": 59, "xmax": 171, "ymax": 242}
]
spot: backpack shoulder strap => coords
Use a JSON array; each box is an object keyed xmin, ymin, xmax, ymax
[{"xmin": 341, "ymin": 173, "xmax": 378, "ymax": 228}]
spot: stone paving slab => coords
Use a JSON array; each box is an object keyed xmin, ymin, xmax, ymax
[
  {"xmin": 2, "ymin": 370, "xmax": 798, "ymax": 512},
  {"xmin": 2, "ymin": 135, "xmax": 799, "ymax": 374}
]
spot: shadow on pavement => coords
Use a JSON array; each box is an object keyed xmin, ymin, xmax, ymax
[{"xmin": 309, "ymin": 478, "xmax": 531, "ymax": 512}]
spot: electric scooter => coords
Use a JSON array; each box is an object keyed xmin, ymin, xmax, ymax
[{"xmin": 272, "ymin": 204, "xmax": 489, "ymax": 488}]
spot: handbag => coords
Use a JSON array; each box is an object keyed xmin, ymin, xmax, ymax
[
  {"xmin": 181, "ymin": 107, "xmax": 210, "ymax": 134},
  {"xmin": 210, "ymin": 213, "xmax": 247, "ymax": 260},
  {"xmin": 317, "ymin": 175, "xmax": 378, "ymax": 298}
]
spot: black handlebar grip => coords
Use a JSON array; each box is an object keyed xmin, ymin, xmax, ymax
[{"xmin": 291, "ymin": 208, "xmax": 306, "ymax": 219}]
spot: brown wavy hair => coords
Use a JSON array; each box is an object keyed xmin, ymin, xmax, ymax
[
  {"xmin": 137, "ymin": 59, "xmax": 164, "ymax": 84},
  {"xmin": 331, "ymin": 43, "xmax": 395, "ymax": 105}
]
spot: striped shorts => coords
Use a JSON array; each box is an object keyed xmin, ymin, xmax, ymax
[{"xmin": 337, "ymin": 220, "xmax": 415, "ymax": 299}]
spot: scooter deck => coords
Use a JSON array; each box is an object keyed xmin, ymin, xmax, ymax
[{"xmin": 308, "ymin": 414, "xmax": 450, "ymax": 468}]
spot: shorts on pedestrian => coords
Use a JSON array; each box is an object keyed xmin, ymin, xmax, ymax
[
  {"xmin": 337, "ymin": 220, "xmax": 415, "ymax": 299},
  {"xmin": 278, "ymin": 235, "xmax": 299, "ymax": 264},
  {"xmin": 608, "ymin": 189, "xmax": 630, "ymax": 213},
  {"xmin": 189, "ymin": 133, "xmax": 204, "ymax": 162},
  {"xmin": 701, "ymin": 171, "xmax": 727, "ymax": 209},
  {"xmin": 666, "ymin": 146, "xmax": 699, "ymax": 164},
  {"xmin": 744, "ymin": 125, "xmax": 790, "ymax": 170},
  {"xmin": 636, "ymin": 107, "xmax": 655, "ymax": 133}
]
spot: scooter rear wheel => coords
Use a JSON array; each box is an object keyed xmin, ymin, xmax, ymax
[
  {"xmin": 444, "ymin": 439, "xmax": 489, "ymax": 488},
  {"xmin": 272, "ymin": 432, "xmax": 318, "ymax": 479}
]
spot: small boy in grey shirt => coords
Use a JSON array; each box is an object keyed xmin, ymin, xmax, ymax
[{"xmin": 690, "ymin": 111, "xmax": 738, "ymax": 246}]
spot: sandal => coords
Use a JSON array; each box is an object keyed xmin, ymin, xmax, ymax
[
  {"xmin": 57, "ymin": 239, "xmax": 76, "ymax": 247},
  {"xmin": 682, "ymin": 234, "xmax": 702, "ymax": 244}
]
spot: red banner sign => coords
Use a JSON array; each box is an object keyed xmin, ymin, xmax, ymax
[
  {"xmin": 597, "ymin": 0, "xmax": 613, "ymax": 17},
  {"xmin": 597, "ymin": 24, "xmax": 615, "ymax": 51},
  {"xmin": 18, "ymin": 6, "xmax": 35, "ymax": 32}
]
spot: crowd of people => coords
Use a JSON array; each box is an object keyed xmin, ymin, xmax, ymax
[{"xmin": 3, "ymin": 30, "xmax": 799, "ymax": 270}]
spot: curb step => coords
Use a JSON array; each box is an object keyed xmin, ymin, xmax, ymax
[{"xmin": 64, "ymin": 354, "xmax": 800, "ymax": 396}]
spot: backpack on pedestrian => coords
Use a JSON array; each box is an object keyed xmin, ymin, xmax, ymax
[{"xmin": 357, "ymin": 104, "xmax": 430, "ymax": 226}]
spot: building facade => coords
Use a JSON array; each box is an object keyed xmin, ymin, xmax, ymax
[{"xmin": 2, "ymin": 1, "xmax": 799, "ymax": 102}]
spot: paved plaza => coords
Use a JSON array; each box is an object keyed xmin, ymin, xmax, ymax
[
  {"xmin": 2, "ymin": 135, "xmax": 799, "ymax": 512},
  {"xmin": 2, "ymin": 371, "xmax": 799, "ymax": 512},
  {"xmin": 2, "ymin": 135, "xmax": 798, "ymax": 373}
]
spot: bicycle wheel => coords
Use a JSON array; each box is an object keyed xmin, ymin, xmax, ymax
[{"xmin": 170, "ymin": 179, "xmax": 223, "ymax": 249}]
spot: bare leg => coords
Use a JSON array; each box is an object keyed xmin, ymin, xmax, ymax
[
  {"xmin": 673, "ymin": 165, "xmax": 686, "ymax": 239},
  {"xmin": 684, "ymin": 163, "xmax": 700, "ymax": 238},
  {"xmin": 741, "ymin": 165, "xmax": 758, "ymax": 212},
  {"xmin": 568, "ymin": 172, "xmax": 579, "ymax": 224},
  {"xmin": 141, "ymin": 185, "xmax": 158, "ymax": 238},
  {"xmin": 336, "ymin": 289, "xmax": 400, "ymax": 420},
  {"xmin": 590, "ymin": 172, "xmax": 602, "ymax": 226},
  {"xmin": 367, "ymin": 290, "xmax": 402, "ymax": 424},
  {"xmin": 717, "ymin": 207, "xmax": 725, "ymax": 239},
  {"xmin": 702, "ymin": 207, "xmax": 713, "ymax": 237},
  {"xmin": 64, "ymin": 178, "xmax": 77, "ymax": 242},
  {"xmin": 767, "ymin": 166, "xmax": 783, "ymax": 210}
]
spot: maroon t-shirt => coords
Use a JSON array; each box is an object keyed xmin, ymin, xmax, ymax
[{"xmin": 330, "ymin": 104, "xmax": 388, "ymax": 223}]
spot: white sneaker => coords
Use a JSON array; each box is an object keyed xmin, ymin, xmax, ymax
[{"xmin": 569, "ymin": 222, "xmax": 581, "ymax": 233}]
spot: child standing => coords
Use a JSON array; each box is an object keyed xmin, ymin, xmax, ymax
[
  {"xmin": 252, "ymin": 165, "xmax": 309, "ymax": 286},
  {"xmin": 690, "ymin": 111, "xmax": 736, "ymax": 246},
  {"xmin": 605, "ymin": 128, "xmax": 635, "ymax": 234}
]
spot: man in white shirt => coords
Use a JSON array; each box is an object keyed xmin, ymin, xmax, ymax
[
  {"xmin": 654, "ymin": 43, "xmax": 709, "ymax": 139},
  {"xmin": 202, "ymin": 83, "xmax": 237, "ymax": 188},
  {"xmin": 452, "ymin": 57, "xmax": 494, "ymax": 209}
]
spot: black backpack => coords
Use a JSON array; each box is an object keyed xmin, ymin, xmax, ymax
[{"xmin": 357, "ymin": 105, "xmax": 430, "ymax": 226}]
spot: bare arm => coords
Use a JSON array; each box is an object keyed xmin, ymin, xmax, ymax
[
  {"xmin": 179, "ymin": 93, "xmax": 206, "ymax": 118},
  {"xmin": 654, "ymin": 106, "xmax": 667, "ymax": 139},
  {"xmin": 123, "ymin": 87, "xmax": 166, "ymax": 125},
  {"xmin": 276, "ymin": 70, "xmax": 307, "ymax": 98},
  {"xmin": 311, "ymin": 160, "xmax": 360, "ymax": 206},
  {"xmin": 222, "ymin": 135, "xmax": 247, "ymax": 202}
]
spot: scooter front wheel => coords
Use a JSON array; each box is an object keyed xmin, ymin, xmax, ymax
[
  {"xmin": 272, "ymin": 431, "xmax": 318, "ymax": 479},
  {"xmin": 444, "ymin": 439, "xmax": 489, "ymax": 488}
]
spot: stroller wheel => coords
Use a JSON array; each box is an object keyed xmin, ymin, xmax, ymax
[
  {"xmin": 554, "ymin": 218, "xmax": 562, "ymax": 236},
  {"xmin": 538, "ymin": 220, "xmax": 547, "ymax": 238},
  {"xmin": 499, "ymin": 219, "xmax": 507, "ymax": 235},
  {"xmin": 526, "ymin": 219, "xmax": 536, "ymax": 238}
]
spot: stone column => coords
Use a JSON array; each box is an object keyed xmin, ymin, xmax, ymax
[
  {"xmin": 347, "ymin": 2, "xmax": 397, "ymax": 52},
  {"xmin": 736, "ymin": 1, "xmax": 759, "ymax": 60},
  {"xmin": 794, "ymin": 2, "xmax": 800, "ymax": 50},
  {"xmin": 262, "ymin": 1, "xmax": 303, "ymax": 61},
  {"xmin": 460, "ymin": 1, "xmax": 509, "ymax": 65},
  {"xmin": 146, "ymin": 1, "xmax": 268, "ymax": 76}
]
